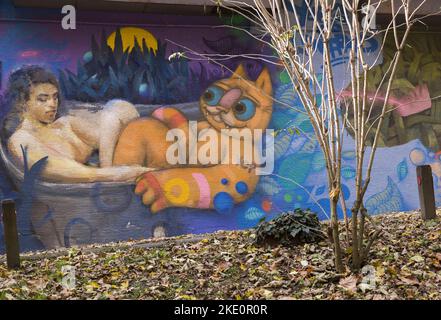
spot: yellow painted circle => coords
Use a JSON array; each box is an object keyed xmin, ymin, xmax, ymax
[
  {"xmin": 163, "ymin": 178, "xmax": 190, "ymax": 205},
  {"xmin": 107, "ymin": 27, "xmax": 158, "ymax": 54}
]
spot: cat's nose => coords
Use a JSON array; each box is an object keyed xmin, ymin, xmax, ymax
[{"xmin": 218, "ymin": 88, "xmax": 242, "ymax": 110}]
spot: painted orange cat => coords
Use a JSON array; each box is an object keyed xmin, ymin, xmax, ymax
[{"xmin": 113, "ymin": 64, "xmax": 273, "ymax": 213}]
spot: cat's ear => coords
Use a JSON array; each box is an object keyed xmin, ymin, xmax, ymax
[
  {"xmin": 255, "ymin": 67, "xmax": 272, "ymax": 95},
  {"xmin": 231, "ymin": 64, "xmax": 248, "ymax": 80}
]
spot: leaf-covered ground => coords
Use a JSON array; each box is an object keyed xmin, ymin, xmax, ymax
[{"xmin": 1, "ymin": 211, "xmax": 441, "ymax": 300}]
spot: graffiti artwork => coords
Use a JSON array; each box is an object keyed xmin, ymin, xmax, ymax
[
  {"xmin": 114, "ymin": 64, "xmax": 273, "ymax": 213},
  {"xmin": 341, "ymin": 32, "xmax": 441, "ymax": 206},
  {"xmin": 1, "ymin": 0, "xmax": 441, "ymax": 254},
  {"xmin": 0, "ymin": 7, "xmax": 280, "ymax": 251}
]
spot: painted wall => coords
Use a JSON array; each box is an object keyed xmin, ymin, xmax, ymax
[{"xmin": 0, "ymin": 1, "xmax": 436, "ymax": 253}]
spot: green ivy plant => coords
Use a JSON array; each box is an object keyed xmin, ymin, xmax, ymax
[{"xmin": 254, "ymin": 209, "xmax": 325, "ymax": 247}]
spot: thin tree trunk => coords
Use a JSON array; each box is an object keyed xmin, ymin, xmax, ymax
[
  {"xmin": 351, "ymin": 203, "xmax": 361, "ymax": 270},
  {"xmin": 358, "ymin": 206, "xmax": 366, "ymax": 262},
  {"xmin": 330, "ymin": 196, "xmax": 344, "ymax": 273},
  {"xmin": 340, "ymin": 192, "xmax": 350, "ymax": 246}
]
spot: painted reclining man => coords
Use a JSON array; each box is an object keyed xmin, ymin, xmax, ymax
[{"xmin": 2, "ymin": 65, "xmax": 152, "ymax": 183}]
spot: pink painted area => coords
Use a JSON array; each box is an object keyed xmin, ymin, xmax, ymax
[
  {"xmin": 151, "ymin": 107, "xmax": 165, "ymax": 121},
  {"xmin": 192, "ymin": 173, "xmax": 211, "ymax": 209},
  {"xmin": 20, "ymin": 50, "xmax": 40, "ymax": 58},
  {"xmin": 338, "ymin": 83, "xmax": 432, "ymax": 117}
]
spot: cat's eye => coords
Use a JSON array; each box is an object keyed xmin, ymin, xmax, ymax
[
  {"xmin": 203, "ymin": 86, "xmax": 224, "ymax": 106},
  {"xmin": 233, "ymin": 98, "xmax": 256, "ymax": 121}
]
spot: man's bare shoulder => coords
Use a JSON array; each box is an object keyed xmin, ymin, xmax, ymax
[{"xmin": 8, "ymin": 129, "xmax": 38, "ymax": 150}]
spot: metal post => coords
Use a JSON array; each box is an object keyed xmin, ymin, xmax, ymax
[
  {"xmin": 1, "ymin": 199, "xmax": 20, "ymax": 269},
  {"xmin": 416, "ymin": 165, "xmax": 437, "ymax": 220}
]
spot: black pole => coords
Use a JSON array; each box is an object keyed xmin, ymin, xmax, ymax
[
  {"xmin": 416, "ymin": 165, "xmax": 437, "ymax": 220},
  {"xmin": 1, "ymin": 199, "xmax": 20, "ymax": 269}
]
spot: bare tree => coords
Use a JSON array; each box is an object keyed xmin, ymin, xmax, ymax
[{"xmin": 209, "ymin": 0, "xmax": 440, "ymax": 272}]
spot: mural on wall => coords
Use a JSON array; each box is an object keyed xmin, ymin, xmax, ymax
[
  {"xmin": 60, "ymin": 28, "xmax": 209, "ymax": 105},
  {"xmin": 0, "ymin": 0, "xmax": 440, "ymax": 254},
  {"xmin": 0, "ymin": 4, "xmax": 279, "ymax": 252},
  {"xmin": 113, "ymin": 64, "xmax": 273, "ymax": 214},
  {"xmin": 340, "ymin": 32, "xmax": 441, "ymax": 207}
]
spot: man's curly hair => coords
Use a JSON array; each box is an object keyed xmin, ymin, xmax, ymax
[{"xmin": 1, "ymin": 65, "xmax": 62, "ymax": 140}]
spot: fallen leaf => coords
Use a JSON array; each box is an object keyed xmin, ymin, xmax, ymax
[
  {"xmin": 376, "ymin": 266, "xmax": 385, "ymax": 278},
  {"xmin": 410, "ymin": 255, "xmax": 424, "ymax": 263},
  {"xmin": 120, "ymin": 280, "xmax": 129, "ymax": 289},
  {"xmin": 260, "ymin": 289, "xmax": 274, "ymax": 299},
  {"xmin": 339, "ymin": 275, "xmax": 358, "ymax": 293},
  {"xmin": 398, "ymin": 276, "xmax": 419, "ymax": 286},
  {"xmin": 28, "ymin": 279, "xmax": 47, "ymax": 291},
  {"xmin": 218, "ymin": 261, "xmax": 232, "ymax": 272}
]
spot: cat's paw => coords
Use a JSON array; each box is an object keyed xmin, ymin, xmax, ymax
[{"xmin": 134, "ymin": 172, "xmax": 168, "ymax": 213}]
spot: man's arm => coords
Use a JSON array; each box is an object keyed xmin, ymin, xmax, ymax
[{"xmin": 8, "ymin": 132, "xmax": 150, "ymax": 183}]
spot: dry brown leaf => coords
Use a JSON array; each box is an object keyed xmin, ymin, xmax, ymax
[
  {"xmin": 398, "ymin": 276, "xmax": 420, "ymax": 286},
  {"xmin": 339, "ymin": 275, "xmax": 358, "ymax": 293}
]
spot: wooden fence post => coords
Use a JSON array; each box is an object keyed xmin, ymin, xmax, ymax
[
  {"xmin": 416, "ymin": 165, "xmax": 437, "ymax": 220},
  {"xmin": 1, "ymin": 199, "xmax": 20, "ymax": 269}
]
